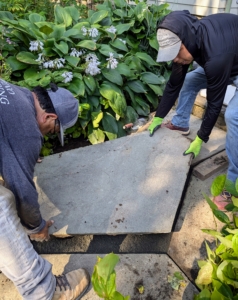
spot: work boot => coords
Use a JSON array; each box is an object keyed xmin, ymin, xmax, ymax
[
  {"xmin": 161, "ymin": 121, "xmax": 190, "ymax": 136},
  {"xmin": 52, "ymin": 268, "xmax": 90, "ymax": 300}
]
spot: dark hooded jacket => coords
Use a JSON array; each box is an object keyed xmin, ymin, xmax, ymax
[{"xmin": 155, "ymin": 11, "xmax": 238, "ymax": 142}]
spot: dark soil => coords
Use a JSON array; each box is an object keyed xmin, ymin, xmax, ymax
[{"xmin": 49, "ymin": 135, "xmax": 91, "ymax": 155}]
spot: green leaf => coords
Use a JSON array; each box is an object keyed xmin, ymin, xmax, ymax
[
  {"xmin": 84, "ymin": 75, "xmax": 96, "ymax": 92},
  {"xmin": 29, "ymin": 13, "xmax": 45, "ymax": 23},
  {"xmin": 149, "ymin": 35, "xmax": 159, "ymax": 51},
  {"xmin": 0, "ymin": 11, "xmax": 15, "ymax": 20},
  {"xmin": 68, "ymin": 78, "xmax": 85, "ymax": 97},
  {"xmin": 216, "ymin": 236, "xmax": 232, "ymax": 249},
  {"xmin": 54, "ymin": 41, "xmax": 68, "ymax": 54},
  {"xmin": 99, "ymin": 44, "xmax": 117, "ymax": 57},
  {"xmin": 141, "ymin": 72, "xmax": 161, "ymax": 85},
  {"xmin": 127, "ymin": 80, "xmax": 147, "ymax": 93},
  {"xmin": 195, "ymin": 289, "xmax": 211, "ymax": 299},
  {"xmin": 232, "ymin": 196, "xmax": 238, "ymax": 207},
  {"xmin": 24, "ymin": 68, "xmax": 49, "ymax": 81},
  {"xmin": 117, "ymin": 63, "xmax": 131, "ymax": 77},
  {"xmin": 203, "ymin": 192, "xmax": 218, "ymax": 210},
  {"xmin": 112, "ymin": 291, "xmax": 130, "ymax": 300},
  {"xmin": 102, "ymin": 69, "xmax": 123, "ymax": 86},
  {"xmin": 100, "ymin": 82, "xmax": 127, "ymax": 117},
  {"xmin": 148, "ymin": 84, "xmax": 163, "ymax": 96},
  {"xmin": 88, "ymin": 127, "xmax": 105, "ymax": 144},
  {"xmin": 195, "ymin": 261, "xmax": 213, "ymax": 285},
  {"xmin": 145, "ymin": 93, "xmax": 158, "ymax": 109},
  {"xmin": 102, "ymin": 112, "xmax": 118, "ymax": 134},
  {"xmin": 211, "ymin": 174, "xmax": 226, "ymax": 196},
  {"xmin": 213, "ymin": 209, "xmax": 230, "ymax": 224},
  {"xmin": 201, "ymin": 229, "xmax": 222, "ymax": 238},
  {"xmin": 65, "ymin": 56, "xmax": 80, "ymax": 67},
  {"xmin": 115, "ymin": 23, "xmax": 133, "ymax": 34},
  {"xmin": 114, "ymin": 0, "xmax": 127, "ymax": 8},
  {"xmin": 125, "ymin": 106, "xmax": 138, "ymax": 123},
  {"xmin": 6, "ymin": 56, "xmax": 27, "ymax": 71},
  {"xmin": 110, "ymin": 39, "xmax": 128, "ymax": 52},
  {"xmin": 134, "ymin": 96, "xmax": 150, "ymax": 115},
  {"xmin": 64, "ymin": 6, "xmax": 79, "ymax": 22},
  {"xmin": 92, "ymin": 111, "xmax": 103, "ymax": 128},
  {"xmin": 54, "ymin": 5, "xmax": 72, "ymax": 27},
  {"xmin": 135, "ymin": 52, "xmax": 158, "ymax": 66},
  {"xmin": 16, "ymin": 52, "xmax": 39, "ymax": 65},
  {"xmin": 88, "ymin": 96, "xmax": 100, "ymax": 108},
  {"xmin": 232, "ymin": 234, "xmax": 238, "ymax": 256},
  {"xmin": 49, "ymin": 24, "xmax": 66, "ymax": 40},
  {"xmin": 89, "ymin": 10, "xmax": 108, "ymax": 24},
  {"xmin": 97, "ymin": 253, "xmax": 119, "ymax": 283},
  {"xmin": 77, "ymin": 40, "xmax": 97, "ymax": 50}
]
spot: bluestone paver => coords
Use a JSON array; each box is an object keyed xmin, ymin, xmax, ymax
[
  {"xmin": 0, "ymin": 254, "xmax": 198, "ymax": 300},
  {"xmin": 34, "ymin": 130, "xmax": 191, "ymax": 236}
]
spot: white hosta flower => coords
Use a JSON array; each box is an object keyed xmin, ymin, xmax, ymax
[
  {"xmin": 55, "ymin": 58, "xmax": 65, "ymax": 69},
  {"xmin": 106, "ymin": 52, "xmax": 118, "ymax": 69},
  {"xmin": 106, "ymin": 26, "xmax": 117, "ymax": 34},
  {"xmin": 81, "ymin": 26, "xmax": 88, "ymax": 36},
  {"xmin": 88, "ymin": 28, "xmax": 99, "ymax": 38},
  {"xmin": 85, "ymin": 61, "xmax": 101, "ymax": 76},
  {"xmin": 43, "ymin": 60, "xmax": 54, "ymax": 69},
  {"xmin": 85, "ymin": 53, "xmax": 99, "ymax": 63},
  {"xmin": 62, "ymin": 71, "xmax": 73, "ymax": 83},
  {"xmin": 35, "ymin": 53, "xmax": 44, "ymax": 63},
  {"xmin": 70, "ymin": 48, "xmax": 85, "ymax": 57},
  {"xmin": 118, "ymin": 38, "xmax": 126, "ymax": 44},
  {"xmin": 29, "ymin": 40, "xmax": 44, "ymax": 52}
]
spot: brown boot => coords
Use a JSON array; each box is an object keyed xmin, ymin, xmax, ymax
[{"xmin": 52, "ymin": 268, "xmax": 90, "ymax": 300}]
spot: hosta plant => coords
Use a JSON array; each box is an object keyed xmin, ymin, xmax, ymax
[
  {"xmin": 0, "ymin": 0, "xmax": 170, "ymax": 154},
  {"xmin": 92, "ymin": 253, "xmax": 130, "ymax": 300},
  {"xmin": 194, "ymin": 175, "xmax": 238, "ymax": 299}
]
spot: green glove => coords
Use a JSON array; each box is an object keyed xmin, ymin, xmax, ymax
[
  {"xmin": 148, "ymin": 117, "xmax": 163, "ymax": 137},
  {"xmin": 183, "ymin": 135, "xmax": 203, "ymax": 158}
]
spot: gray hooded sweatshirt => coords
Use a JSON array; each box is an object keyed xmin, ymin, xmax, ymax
[{"xmin": 0, "ymin": 79, "xmax": 45, "ymax": 233}]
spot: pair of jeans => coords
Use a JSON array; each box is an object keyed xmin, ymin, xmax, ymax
[
  {"xmin": 0, "ymin": 184, "xmax": 56, "ymax": 299},
  {"xmin": 171, "ymin": 66, "xmax": 238, "ymax": 186}
]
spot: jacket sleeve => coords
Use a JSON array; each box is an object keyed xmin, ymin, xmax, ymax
[
  {"xmin": 155, "ymin": 63, "xmax": 189, "ymax": 118},
  {"xmin": 197, "ymin": 54, "xmax": 234, "ymax": 142},
  {"xmin": 2, "ymin": 136, "xmax": 45, "ymax": 234}
]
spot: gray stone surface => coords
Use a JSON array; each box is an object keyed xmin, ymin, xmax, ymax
[
  {"xmin": 168, "ymin": 170, "xmax": 226, "ymax": 281},
  {"xmin": 0, "ymin": 254, "xmax": 198, "ymax": 300},
  {"xmin": 163, "ymin": 111, "xmax": 226, "ymax": 166},
  {"xmin": 34, "ymin": 130, "xmax": 191, "ymax": 236}
]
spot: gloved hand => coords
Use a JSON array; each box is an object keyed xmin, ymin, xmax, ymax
[
  {"xmin": 148, "ymin": 117, "xmax": 164, "ymax": 137},
  {"xmin": 183, "ymin": 135, "xmax": 203, "ymax": 158}
]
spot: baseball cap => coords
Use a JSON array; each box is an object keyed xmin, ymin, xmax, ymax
[
  {"xmin": 48, "ymin": 87, "xmax": 79, "ymax": 146},
  {"xmin": 156, "ymin": 29, "xmax": 181, "ymax": 62}
]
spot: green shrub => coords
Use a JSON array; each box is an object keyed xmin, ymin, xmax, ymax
[
  {"xmin": 0, "ymin": 0, "xmax": 171, "ymax": 153},
  {"xmin": 194, "ymin": 175, "xmax": 238, "ymax": 299}
]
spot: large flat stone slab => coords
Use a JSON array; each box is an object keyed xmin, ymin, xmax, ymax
[
  {"xmin": 0, "ymin": 254, "xmax": 198, "ymax": 300},
  {"xmin": 34, "ymin": 130, "xmax": 191, "ymax": 236}
]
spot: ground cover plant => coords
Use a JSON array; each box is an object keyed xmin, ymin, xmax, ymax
[
  {"xmin": 0, "ymin": 0, "xmax": 170, "ymax": 155},
  {"xmin": 194, "ymin": 175, "xmax": 238, "ymax": 299}
]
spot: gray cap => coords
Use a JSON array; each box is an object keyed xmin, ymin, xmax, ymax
[
  {"xmin": 156, "ymin": 29, "xmax": 181, "ymax": 62},
  {"xmin": 48, "ymin": 87, "xmax": 79, "ymax": 146}
]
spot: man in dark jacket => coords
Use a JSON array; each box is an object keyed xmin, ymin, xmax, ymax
[
  {"xmin": 0, "ymin": 80, "xmax": 89, "ymax": 299},
  {"xmin": 148, "ymin": 10, "xmax": 238, "ymax": 210}
]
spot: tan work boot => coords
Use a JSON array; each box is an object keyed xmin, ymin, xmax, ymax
[{"xmin": 52, "ymin": 268, "xmax": 90, "ymax": 300}]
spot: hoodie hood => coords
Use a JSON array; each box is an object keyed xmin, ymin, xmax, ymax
[{"xmin": 158, "ymin": 10, "xmax": 201, "ymax": 60}]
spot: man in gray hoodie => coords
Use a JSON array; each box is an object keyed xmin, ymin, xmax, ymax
[{"xmin": 0, "ymin": 80, "xmax": 89, "ymax": 299}]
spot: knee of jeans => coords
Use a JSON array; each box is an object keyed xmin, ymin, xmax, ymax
[{"xmin": 0, "ymin": 186, "xmax": 15, "ymax": 207}]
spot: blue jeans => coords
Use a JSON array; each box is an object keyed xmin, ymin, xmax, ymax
[
  {"xmin": 0, "ymin": 185, "xmax": 56, "ymax": 299},
  {"xmin": 172, "ymin": 66, "xmax": 238, "ymax": 186}
]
